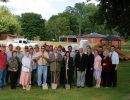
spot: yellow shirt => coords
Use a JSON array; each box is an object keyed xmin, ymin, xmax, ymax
[{"xmin": 35, "ymin": 51, "xmax": 49, "ymax": 65}]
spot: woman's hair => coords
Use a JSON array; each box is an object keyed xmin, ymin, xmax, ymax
[
  {"xmin": 64, "ymin": 51, "xmax": 70, "ymax": 57},
  {"xmin": 103, "ymin": 49, "xmax": 109, "ymax": 56},
  {"xmin": 94, "ymin": 49, "xmax": 99, "ymax": 54},
  {"xmin": 86, "ymin": 45, "xmax": 92, "ymax": 50}
]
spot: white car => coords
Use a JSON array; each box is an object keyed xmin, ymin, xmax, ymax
[{"xmin": 6, "ymin": 38, "xmax": 38, "ymax": 47}]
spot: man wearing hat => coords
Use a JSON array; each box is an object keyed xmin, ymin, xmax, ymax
[{"xmin": 35, "ymin": 46, "xmax": 49, "ymax": 87}]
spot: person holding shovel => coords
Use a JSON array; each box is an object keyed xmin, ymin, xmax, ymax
[
  {"xmin": 35, "ymin": 46, "xmax": 49, "ymax": 88},
  {"xmin": 49, "ymin": 47, "xmax": 62, "ymax": 89},
  {"xmin": 62, "ymin": 51, "xmax": 73, "ymax": 89}
]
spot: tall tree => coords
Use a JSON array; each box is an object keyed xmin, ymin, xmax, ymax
[
  {"xmin": 65, "ymin": 3, "xmax": 101, "ymax": 35},
  {"xmin": 97, "ymin": 0, "xmax": 130, "ymax": 36},
  {"xmin": 20, "ymin": 13, "xmax": 45, "ymax": 40},
  {"xmin": 46, "ymin": 11, "xmax": 80, "ymax": 41},
  {"xmin": 0, "ymin": 6, "xmax": 21, "ymax": 34},
  {"xmin": 46, "ymin": 14, "xmax": 72, "ymax": 41}
]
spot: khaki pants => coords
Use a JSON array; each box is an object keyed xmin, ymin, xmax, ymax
[{"xmin": 51, "ymin": 71, "xmax": 60, "ymax": 86}]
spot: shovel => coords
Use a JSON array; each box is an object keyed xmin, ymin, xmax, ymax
[
  {"xmin": 65, "ymin": 60, "xmax": 70, "ymax": 90},
  {"xmin": 51, "ymin": 56, "xmax": 57, "ymax": 89}
]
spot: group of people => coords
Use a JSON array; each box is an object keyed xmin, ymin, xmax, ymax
[{"xmin": 0, "ymin": 43, "xmax": 119, "ymax": 90}]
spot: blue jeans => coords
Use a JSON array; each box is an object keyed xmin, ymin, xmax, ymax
[
  {"xmin": 0, "ymin": 68, "xmax": 6, "ymax": 88},
  {"xmin": 37, "ymin": 65, "xmax": 48, "ymax": 86}
]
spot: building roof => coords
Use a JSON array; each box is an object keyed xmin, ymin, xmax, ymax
[
  {"xmin": 62, "ymin": 35, "xmax": 77, "ymax": 39},
  {"xmin": 101, "ymin": 35, "xmax": 121, "ymax": 41},
  {"xmin": 77, "ymin": 33, "xmax": 106, "ymax": 38},
  {"xmin": 7, "ymin": 34, "xmax": 17, "ymax": 37}
]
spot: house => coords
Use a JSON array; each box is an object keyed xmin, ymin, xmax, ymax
[
  {"xmin": 77, "ymin": 33, "xmax": 106, "ymax": 43},
  {"xmin": 0, "ymin": 33, "xmax": 17, "ymax": 40},
  {"xmin": 62, "ymin": 35, "xmax": 77, "ymax": 42},
  {"xmin": 100, "ymin": 35, "xmax": 124, "ymax": 49}
]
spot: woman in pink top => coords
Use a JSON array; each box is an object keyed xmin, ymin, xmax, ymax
[{"xmin": 94, "ymin": 50, "xmax": 102, "ymax": 88}]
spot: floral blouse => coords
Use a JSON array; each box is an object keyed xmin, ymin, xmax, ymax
[{"xmin": 8, "ymin": 57, "xmax": 19, "ymax": 72}]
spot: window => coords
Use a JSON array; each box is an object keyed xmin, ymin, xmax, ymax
[
  {"xmin": 19, "ymin": 40, "xmax": 22, "ymax": 43},
  {"xmin": 23, "ymin": 40, "xmax": 27, "ymax": 44}
]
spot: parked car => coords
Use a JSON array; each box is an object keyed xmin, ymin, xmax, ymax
[{"xmin": 6, "ymin": 38, "xmax": 38, "ymax": 47}]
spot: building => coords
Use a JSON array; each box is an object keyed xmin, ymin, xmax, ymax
[
  {"xmin": 100, "ymin": 35, "xmax": 124, "ymax": 49},
  {"xmin": 77, "ymin": 33, "xmax": 106, "ymax": 43},
  {"xmin": 62, "ymin": 35, "xmax": 77, "ymax": 42},
  {"xmin": 0, "ymin": 33, "xmax": 17, "ymax": 40}
]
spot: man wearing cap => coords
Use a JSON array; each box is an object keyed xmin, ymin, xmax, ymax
[
  {"xmin": 6, "ymin": 44, "xmax": 13, "ymax": 84},
  {"xmin": 0, "ymin": 46, "xmax": 7, "ymax": 89},
  {"xmin": 35, "ymin": 46, "xmax": 49, "ymax": 87}
]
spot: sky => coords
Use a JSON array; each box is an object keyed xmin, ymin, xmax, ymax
[{"xmin": 0, "ymin": 0, "xmax": 98, "ymax": 20}]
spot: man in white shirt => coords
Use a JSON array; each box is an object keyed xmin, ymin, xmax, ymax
[{"xmin": 110, "ymin": 45, "xmax": 119, "ymax": 87}]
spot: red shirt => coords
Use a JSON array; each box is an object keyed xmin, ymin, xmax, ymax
[{"xmin": 0, "ymin": 52, "xmax": 7, "ymax": 69}]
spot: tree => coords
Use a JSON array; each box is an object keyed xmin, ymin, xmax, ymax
[
  {"xmin": 65, "ymin": 3, "xmax": 101, "ymax": 34},
  {"xmin": 20, "ymin": 13, "xmax": 45, "ymax": 40},
  {"xmin": 65, "ymin": 2, "xmax": 86, "ymax": 35},
  {"xmin": 46, "ymin": 14, "xmax": 71, "ymax": 41},
  {"xmin": 97, "ymin": 0, "xmax": 130, "ymax": 36},
  {"xmin": 0, "ymin": 6, "xmax": 21, "ymax": 34},
  {"xmin": 46, "ymin": 12, "xmax": 80, "ymax": 41}
]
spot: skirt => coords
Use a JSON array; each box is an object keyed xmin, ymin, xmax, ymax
[
  {"xmin": 19, "ymin": 71, "xmax": 31, "ymax": 86},
  {"xmin": 94, "ymin": 69, "xmax": 102, "ymax": 80}
]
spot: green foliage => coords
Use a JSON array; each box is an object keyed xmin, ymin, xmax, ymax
[
  {"xmin": 46, "ymin": 3, "xmax": 105, "ymax": 40},
  {"xmin": 97, "ymin": 0, "xmax": 130, "ymax": 36},
  {"xmin": 20, "ymin": 13, "xmax": 45, "ymax": 40},
  {"xmin": 0, "ymin": 6, "xmax": 21, "ymax": 34},
  {"xmin": 46, "ymin": 13, "xmax": 73, "ymax": 41}
]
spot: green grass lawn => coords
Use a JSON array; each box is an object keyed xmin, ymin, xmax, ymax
[{"xmin": 0, "ymin": 61, "xmax": 130, "ymax": 100}]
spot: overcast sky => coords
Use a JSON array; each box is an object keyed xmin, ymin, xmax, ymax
[{"xmin": 0, "ymin": 0, "xmax": 98, "ymax": 20}]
